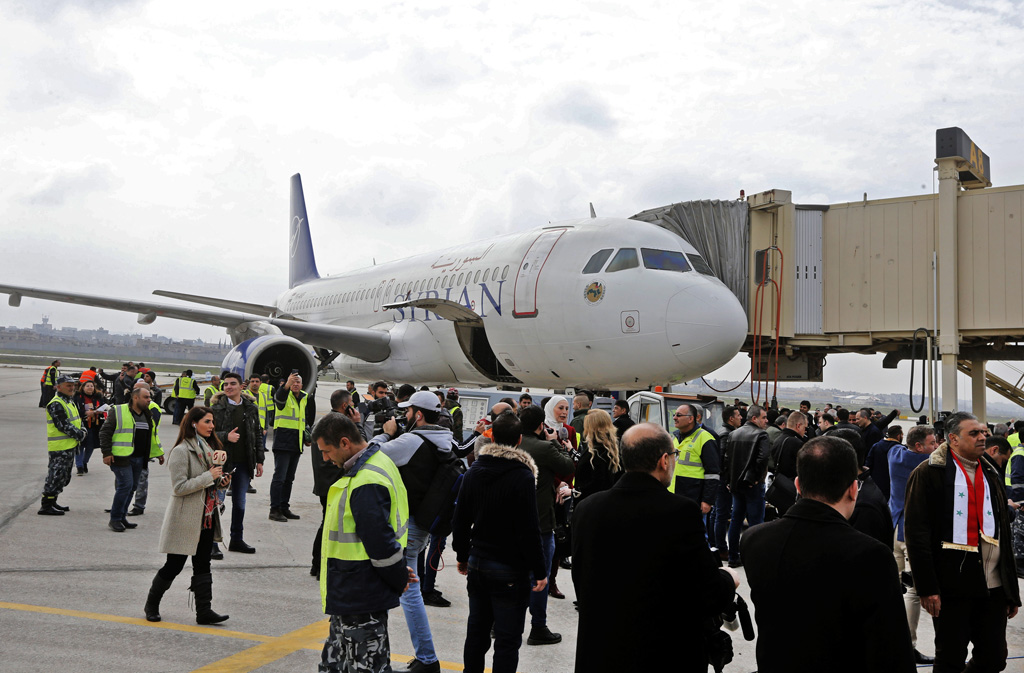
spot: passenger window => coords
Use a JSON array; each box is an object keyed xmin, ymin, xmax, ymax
[
  {"xmin": 474, "ymin": 270, "xmax": 481, "ymax": 284},
  {"xmin": 502, "ymin": 265, "xmax": 509, "ymax": 280},
  {"xmin": 641, "ymin": 248, "xmax": 691, "ymax": 273},
  {"xmin": 483, "ymin": 268, "xmax": 490, "ymax": 282},
  {"xmin": 493, "ymin": 267, "xmax": 500, "ymax": 281},
  {"xmin": 458, "ymin": 273, "xmax": 465, "ymax": 285},
  {"xmin": 582, "ymin": 249, "xmax": 613, "ymax": 274},
  {"xmin": 442, "ymin": 275, "xmax": 449, "ymax": 288},
  {"xmin": 606, "ymin": 248, "xmax": 639, "ymax": 272}
]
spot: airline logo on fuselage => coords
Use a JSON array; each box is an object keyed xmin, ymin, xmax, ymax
[{"xmin": 392, "ymin": 281, "xmax": 505, "ymax": 323}]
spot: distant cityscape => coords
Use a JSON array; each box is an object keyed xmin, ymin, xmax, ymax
[{"xmin": 0, "ymin": 316, "xmax": 230, "ymax": 364}]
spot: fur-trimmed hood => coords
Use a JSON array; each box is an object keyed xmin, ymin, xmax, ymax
[
  {"xmin": 927, "ymin": 441, "xmax": 949, "ymax": 467},
  {"xmin": 477, "ymin": 443, "xmax": 539, "ymax": 481}
]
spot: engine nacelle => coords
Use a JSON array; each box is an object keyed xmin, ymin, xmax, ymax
[{"xmin": 221, "ymin": 335, "xmax": 317, "ymax": 394}]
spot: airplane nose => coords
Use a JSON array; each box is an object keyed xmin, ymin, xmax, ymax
[{"xmin": 665, "ymin": 282, "xmax": 748, "ymax": 374}]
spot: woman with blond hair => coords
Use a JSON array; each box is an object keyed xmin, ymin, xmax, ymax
[{"xmin": 576, "ymin": 409, "xmax": 621, "ymax": 501}]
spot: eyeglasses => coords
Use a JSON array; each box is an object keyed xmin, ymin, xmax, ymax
[
  {"xmin": 673, "ymin": 413, "xmax": 693, "ymax": 418},
  {"xmin": 666, "ymin": 450, "xmax": 680, "ymax": 458}
]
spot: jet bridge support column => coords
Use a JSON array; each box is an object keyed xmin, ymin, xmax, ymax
[
  {"xmin": 936, "ymin": 157, "xmax": 961, "ymax": 411},
  {"xmin": 971, "ymin": 360, "xmax": 987, "ymax": 424}
]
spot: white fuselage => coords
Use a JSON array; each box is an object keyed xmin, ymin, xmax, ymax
[{"xmin": 274, "ymin": 217, "xmax": 747, "ymax": 389}]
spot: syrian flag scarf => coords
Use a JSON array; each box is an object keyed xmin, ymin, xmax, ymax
[{"xmin": 947, "ymin": 450, "xmax": 997, "ymax": 552}]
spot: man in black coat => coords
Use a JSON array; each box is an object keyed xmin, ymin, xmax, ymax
[
  {"xmin": 726, "ymin": 404, "xmax": 770, "ymax": 567},
  {"xmin": 905, "ymin": 412, "xmax": 1021, "ymax": 673},
  {"xmin": 742, "ymin": 435, "xmax": 915, "ymax": 673},
  {"xmin": 572, "ymin": 423, "xmax": 738, "ymax": 673}
]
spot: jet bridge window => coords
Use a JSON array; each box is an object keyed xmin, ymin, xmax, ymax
[
  {"xmin": 641, "ymin": 248, "xmax": 691, "ymax": 273},
  {"xmin": 582, "ymin": 249, "xmax": 613, "ymax": 274},
  {"xmin": 606, "ymin": 248, "xmax": 639, "ymax": 272},
  {"xmin": 687, "ymin": 253, "xmax": 716, "ymax": 276}
]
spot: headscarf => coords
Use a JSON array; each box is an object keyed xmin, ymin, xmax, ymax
[{"xmin": 544, "ymin": 395, "xmax": 569, "ymax": 428}]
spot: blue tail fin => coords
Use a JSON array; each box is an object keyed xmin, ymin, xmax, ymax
[{"xmin": 289, "ymin": 173, "xmax": 321, "ymax": 289}]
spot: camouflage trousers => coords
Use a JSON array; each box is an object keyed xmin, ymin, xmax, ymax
[
  {"xmin": 132, "ymin": 462, "xmax": 150, "ymax": 510},
  {"xmin": 43, "ymin": 448, "xmax": 76, "ymax": 497},
  {"xmin": 1012, "ymin": 511, "xmax": 1024, "ymax": 563},
  {"xmin": 319, "ymin": 611, "xmax": 392, "ymax": 673}
]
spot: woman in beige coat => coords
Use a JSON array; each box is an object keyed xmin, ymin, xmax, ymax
[{"xmin": 144, "ymin": 406, "xmax": 230, "ymax": 624}]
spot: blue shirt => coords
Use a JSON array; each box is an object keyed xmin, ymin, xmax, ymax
[{"xmin": 888, "ymin": 444, "xmax": 930, "ymax": 541}]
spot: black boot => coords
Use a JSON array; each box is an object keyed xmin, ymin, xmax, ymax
[
  {"xmin": 190, "ymin": 573, "xmax": 229, "ymax": 624},
  {"xmin": 37, "ymin": 495, "xmax": 64, "ymax": 516},
  {"xmin": 144, "ymin": 573, "xmax": 174, "ymax": 622}
]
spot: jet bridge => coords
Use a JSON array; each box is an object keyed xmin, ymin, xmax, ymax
[{"xmin": 632, "ymin": 127, "xmax": 1024, "ymax": 422}]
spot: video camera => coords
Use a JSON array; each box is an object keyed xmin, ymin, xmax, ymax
[
  {"xmin": 369, "ymin": 396, "xmax": 404, "ymax": 437},
  {"xmin": 708, "ymin": 595, "xmax": 755, "ymax": 673}
]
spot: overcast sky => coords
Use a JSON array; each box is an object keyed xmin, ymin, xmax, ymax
[{"xmin": 3, "ymin": 0, "xmax": 1024, "ymax": 400}]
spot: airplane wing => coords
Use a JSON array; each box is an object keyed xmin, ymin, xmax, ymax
[
  {"xmin": 152, "ymin": 290, "xmax": 279, "ymax": 316},
  {"xmin": 0, "ymin": 284, "xmax": 391, "ymax": 362}
]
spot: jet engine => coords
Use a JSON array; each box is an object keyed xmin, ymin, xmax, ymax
[{"xmin": 221, "ymin": 335, "xmax": 318, "ymax": 394}]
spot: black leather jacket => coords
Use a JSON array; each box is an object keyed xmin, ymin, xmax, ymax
[{"xmin": 728, "ymin": 421, "xmax": 770, "ymax": 490}]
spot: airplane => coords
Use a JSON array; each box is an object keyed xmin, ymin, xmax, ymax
[{"xmin": 0, "ymin": 174, "xmax": 748, "ymax": 393}]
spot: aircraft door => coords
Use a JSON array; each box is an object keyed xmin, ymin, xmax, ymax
[
  {"xmin": 372, "ymin": 280, "xmax": 387, "ymax": 313},
  {"xmin": 513, "ymin": 229, "xmax": 566, "ymax": 318}
]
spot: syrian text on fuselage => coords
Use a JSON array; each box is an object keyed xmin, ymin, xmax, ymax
[{"xmin": 390, "ymin": 281, "xmax": 505, "ymax": 323}]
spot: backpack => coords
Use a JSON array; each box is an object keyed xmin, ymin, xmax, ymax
[{"xmin": 416, "ymin": 449, "xmax": 467, "ymax": 538}]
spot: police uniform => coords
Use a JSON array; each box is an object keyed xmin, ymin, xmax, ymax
[
  {"xmin": 319, "ymin": 444, "xmax": 409, "ymax": 673},
  {"xmin": 40, "ymin": 378, "xmax": 86, "ymax": 515}
]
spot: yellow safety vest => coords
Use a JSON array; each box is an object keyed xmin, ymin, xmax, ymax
[
  {"xmin": 1008, "ymin": 433, "xmax": 1020, "ymax": 450},
  {"xmin": 41, "ymin": 366, "xmax": 60, "ymax": 385},
  {"xmin": 109, "ymin": 403, "xmax": 164, "ymax": 458},
  {"xmin": 1005, "ymin": 446, "xmax": 1024, "ymax": 489},
  {"xmin": 667, "ymin": 427, "xmax": 713, "ymax": 494},
  {"xmin": 320, "ymin": 449, "xmax": 409, "ymax": 611},
  {"xmin": 249, "ymin": 387, "xmax": 268, "ymax": 429},
  {"xmin": 177, "ymin": 376, "xmax": 197, "ymax": 399},
  {"xmin": 274, "ymin": 390, "xmax": 309, "ymax": 446},
  {"xmin": 45, "ymin": 395, "xmax": 81, "ymax": 452}
]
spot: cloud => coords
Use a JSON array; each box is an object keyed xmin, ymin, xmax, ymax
[
  {"xmin": 401, "ymin": 45, "xmax": 488, "ymax": 90},
  {"xmin": 539, "ymin": 86, "xmax": 618, "ymax": 133},
  {"xmin": 22, "ymin": 164, "xmax": 119, "ymax": 206},
  {"xmin": 322, "ymin": 163, "xmax": 441, "ymax": 228},
  {"xmin": 7, "ymin": 50, "xmax": 128, "ymax": 112},
  {"xmin": 5, "ymin": 0, "xmax": 142, "ymax": 23}
]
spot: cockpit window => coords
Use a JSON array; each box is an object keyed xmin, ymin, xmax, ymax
[
  {"xmin": 606, "ymin": 248, "xmax": 639, "ymax": 272},
  {"xmin": 687, "ymin": 253, "xmax": 716, "ymax": 276},
  {"xmin": 641, "ymin": 248, "xmax": 691, "ymax": 273},
  {"xmin": 582, "ymin": 249, "xmax": 613, "ymax": 274}
]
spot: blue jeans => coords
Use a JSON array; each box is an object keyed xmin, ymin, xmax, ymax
[
  {"xmin": 419, "ymin": 532, "xmax": 446, "ymax": 593},
  {"xmin": 399, "ymin": 519, "xmax": 438, "ymax": 664},
  {"xmin": 713, "ymin": 486, "xmax": 732, "ymax": 552},
  {"xmin": 528, "ymin": 531, "xmax": 555, "ymax": 627},
  {"xmin": 728, "ymin": 483, "xmax": 766, "ymax": 562},
  {"xmin": 270, "ymin": 449, "xmax": 300, "ymax": 509},
  {"xmin": 465, "ymin": 555, "xmax": 532, "ymax": 673},
  {"xmin": 227, "ymin": 461, "xmax": 253, "ymax": 541},
  {"xmin": 110, "ymin": 457, "xmax": 146, "ymax": 522},
  {"xmin": 76, "ymin": 427, "xmax": 98, "ymax": 470}
]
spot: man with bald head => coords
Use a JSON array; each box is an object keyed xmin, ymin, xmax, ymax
[{"xmin": 572, "ymin": 423, "xmax": 739, "ymax": 672}]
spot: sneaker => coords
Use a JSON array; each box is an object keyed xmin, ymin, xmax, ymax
[
  {"xmin": 422, "ymin": 590, "xmax": 451, "ymax": 608},
  {"xmin": 77, "ymin": 468, "xmax": 85, "ymax": 476},
  {"xmin": 397, "ymin": 659, "xmax": 440, "ymax": 673},
  {"xmin": 527, "ymin": 625, "xmax": 562, "ymax": 646}
]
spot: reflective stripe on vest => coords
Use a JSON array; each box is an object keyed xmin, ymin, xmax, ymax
[
  {"xmin": 274, "ymin": 391, "xmax": 308, "ymax": 444},
  {"xmin": 320, "ymin": 450, "xmax": 410, "ymax": 611},
  {"xmin": 674, "ymin": 428, "xmax": 713, "ymax": 480},
  {"xmin": 110, "ymin": 404, "xmax": 164, "ymax": 458},
  {"xmin": 46, "ymin": 395, "xmax": 81, "ymax": 452},
  {"xmin": 449, "ymin": 405, "xmax": 460, "ymax": 414},
  {"xmin": 1006, "ymin": 446, "xmax": 1024, "ymax": 488},
  {"xmin": 177, "ymin": 376, "xmax": 197, "ymax": 399}
]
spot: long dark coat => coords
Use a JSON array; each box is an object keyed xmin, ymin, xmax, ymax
[
  {"xmin": 741, "ymin": 498, "xmax": 915, "ymax": 673},
  {"xmin": 571, "ymin": 471, "xmax": 735, "ymax": 673}
]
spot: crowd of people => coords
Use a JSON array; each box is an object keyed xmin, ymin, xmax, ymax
[{"xmin": 38, "ymin": 361, "xmax": 1024, "ymax": 672}]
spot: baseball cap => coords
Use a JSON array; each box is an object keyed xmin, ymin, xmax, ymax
[
  {"xmin": 56, "ymin": 374, "xmax": 76, "ymax": 385},
  {"xmin": 399, "ymin": 390, "xmax": 442, "ymax": 412}
]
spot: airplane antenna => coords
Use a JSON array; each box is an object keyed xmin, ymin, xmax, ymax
[
  {"xmin": 373, "ymin": 258, "xmax": 376, "ymax": 266},
  {"xmin": 589, "ymin": 203, "xmax": 597, "ymax": 218}
]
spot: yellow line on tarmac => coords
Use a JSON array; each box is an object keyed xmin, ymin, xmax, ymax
[
  {"xmin": 190, "ymin": 620, "xmax": 329, "ymax": 672},
  {"xmin": 0, "ymin": 600, "xmax": 478, "ymax": 672},
  {"xmin": 0, "ymin": 601, "xmax": 277, "ymax": 644}
]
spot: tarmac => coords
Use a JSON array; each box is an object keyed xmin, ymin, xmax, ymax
[{"xmin": 0, "ymin": 365, "xmax": 1021, "ymax": 672}]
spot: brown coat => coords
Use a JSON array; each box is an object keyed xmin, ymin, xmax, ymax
[{"xmin": 157, "ymin": 437, "xmax": 223, "ymax": 556}]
